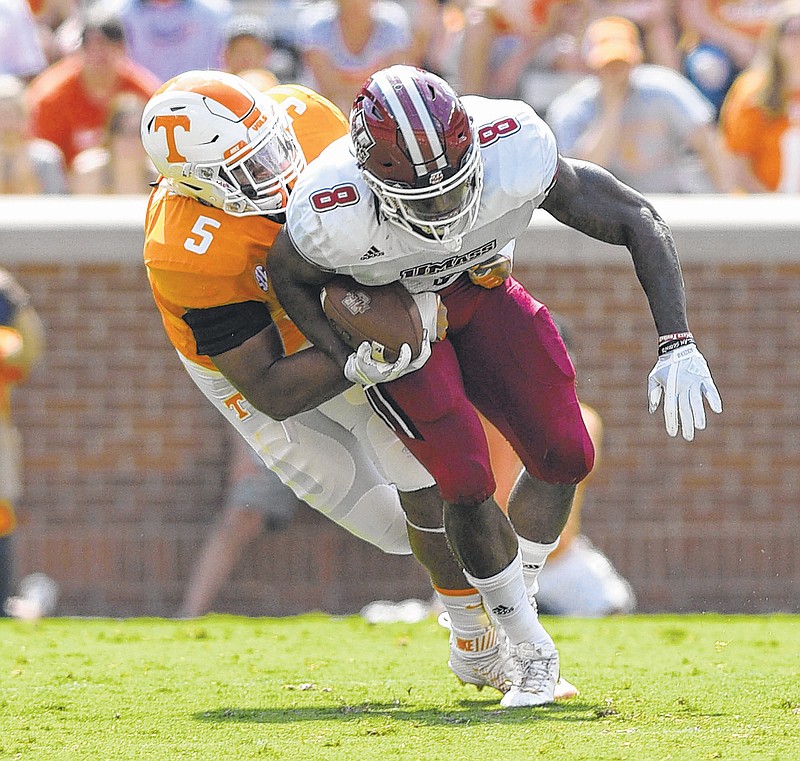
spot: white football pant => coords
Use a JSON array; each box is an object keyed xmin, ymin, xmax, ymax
[{"xmin": 180, "ymin": 353, "xmax": 435, "ymax": 554}]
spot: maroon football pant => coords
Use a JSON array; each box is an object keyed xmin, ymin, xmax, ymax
[{"xmin": 366, "ymin": 276, "xmax": 595, "ymax": 505}]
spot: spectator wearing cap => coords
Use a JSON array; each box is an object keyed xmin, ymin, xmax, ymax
[
  {"xmin": 222, "ymin": 14, "xmax": 278, "ymax": 87},
  {"xmin": 26, "ymin": 12, "xmax": 160, "ymax": 169},
  {"xmin": 547, "ymin": 15, "xmax": 734, "ymax": 193},
  {"xmin": 96, "ymin": 0, "xmax": 233, "ymax": 84}
]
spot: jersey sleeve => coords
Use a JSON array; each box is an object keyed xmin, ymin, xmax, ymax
[
  {"xmin": 266, "ymin": 84, "xmax": 348, "ymax": 165},
  {"xmin": 515, "ymin": 100, "xmax": 559, "ymax": 202},
  {"xmin": 285, "ymin": 138, "xmax": 374, "ymax": 270},
  {"xmin": 469, "ymin": 96, "xmax": 559, "ymax": 206}
]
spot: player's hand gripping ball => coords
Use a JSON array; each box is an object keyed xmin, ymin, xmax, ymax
[{"xmin": 321, "ymin": 276, "xmax": 425, "ymax": 363}]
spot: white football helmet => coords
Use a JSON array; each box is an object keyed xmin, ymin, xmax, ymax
[{"xmin": 140, "ymin": 70, "xmax": 305, "ymax": 216}]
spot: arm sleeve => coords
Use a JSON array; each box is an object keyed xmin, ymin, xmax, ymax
[{"xmin": 182, "ymin": 301, "xmax": 273, "ymax": 357}]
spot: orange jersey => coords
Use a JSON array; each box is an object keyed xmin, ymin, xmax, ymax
[
  {"xmin": 144, "ymin": 84, "xmax": 348, "ymax": 370},
  {"xmin": 721, "ymin": 70, "xmax": 800, "ymax": 191}
]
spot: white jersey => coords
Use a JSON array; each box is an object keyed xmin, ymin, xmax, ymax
[{"xmin": 286, "ymin": 96, "xmax": 558, "ymax": 293}]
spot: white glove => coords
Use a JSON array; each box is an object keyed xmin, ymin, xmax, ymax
[
  {"xmin": 344, "ymin": 338, "xmax": 431, "ymax": 388},
  {"xmin": 647, "ymin": 343, "xmax": 722, "ymax": 441}
]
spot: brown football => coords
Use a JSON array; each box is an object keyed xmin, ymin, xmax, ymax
[{"xmin": 321, "ymin": 276, "xmax": 424, "ymax": 363}]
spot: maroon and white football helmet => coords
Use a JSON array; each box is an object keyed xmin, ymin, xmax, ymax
[{"xmin": 350, "ymin": 65, "xmax": 483, "ymax": 249}]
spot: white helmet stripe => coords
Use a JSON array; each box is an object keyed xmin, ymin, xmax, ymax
[{"xmin": 382, "ymin": 69, "xmax": 447, "ymax": 177}]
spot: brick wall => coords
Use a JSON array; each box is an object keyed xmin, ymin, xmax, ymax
[{"xmin": 4, "ymin": 196, "xmax": 799, "ymax": 616}]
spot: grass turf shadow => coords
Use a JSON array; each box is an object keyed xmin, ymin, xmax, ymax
[{"xmin": 194, "ymin": 699, "xmax": 607, "ymax": 726}]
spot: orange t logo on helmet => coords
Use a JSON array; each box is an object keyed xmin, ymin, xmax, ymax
[{"xmin": 153, "ymin": 114, "xmax": 191, "ymax": 162}]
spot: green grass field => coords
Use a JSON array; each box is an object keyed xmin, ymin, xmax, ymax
[{"xmin": 2, "ymin": 614, "xmax": 798, "ymax": 761}]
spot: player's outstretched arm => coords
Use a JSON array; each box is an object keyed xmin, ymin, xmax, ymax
[
  {"xmin": 541, "ymin": 156, "xmax": 688, "ymax": 336},
  {"xmin": 210, "ymin": 319, "xmax": 351, "ymax": 421},
  {"xmin": 541, "ymin": 156, "xmax": 722, "ymax": 440}
]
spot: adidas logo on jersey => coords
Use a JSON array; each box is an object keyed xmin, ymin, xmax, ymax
[{"xmin": 360, "ymin": 246, "xmax": 384, "ymax": 261}]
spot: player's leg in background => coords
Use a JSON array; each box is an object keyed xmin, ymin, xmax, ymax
[
  {"xmin": 179, "ymin": 354, "xmax": 412, "ymax": 555},
  {"xmin": 0, "ymin": 527, "xmax": 13, "ymax": 616},
  {"xmin": 0, "ymin": 418, "xmax": 19, "ymax": 615}
]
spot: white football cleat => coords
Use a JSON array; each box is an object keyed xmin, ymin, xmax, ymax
[
  {"xmin": 447, "ymin": 625, "xmax": 512, "ymax": 694},
  {"xmin": 439, "ymin": 612, "xmax": 580, "ymax": 701},
  {"xmin": 554, "ymin": 676, "xmax": 579, "ymax": 700},
  {"xmin": 500, "ymin": 641, "xmax": 560, "ymax": 708}
]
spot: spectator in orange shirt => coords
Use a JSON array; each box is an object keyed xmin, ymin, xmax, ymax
[
  {"xmin": 26, "ymin": 11, "xmax": 159, "ymax": 169},
  {"xmin": 720, "ymin": 0, "xmax": 800, "ymax": 192}
]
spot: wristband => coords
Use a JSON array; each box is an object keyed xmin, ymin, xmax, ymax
[{"xmin": 658, "ymin": 332, "xmax": 695, "ymax": 356}]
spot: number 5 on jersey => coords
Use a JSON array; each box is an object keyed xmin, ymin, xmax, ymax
[{"xmin": 184, "ymin": 216, "xmax": 221, "ymax": 254}]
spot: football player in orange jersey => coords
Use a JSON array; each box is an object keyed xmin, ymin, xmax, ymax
[
  {"xmin": 141, "ymin": 70, "xmax": 439, "ymax": 554},
  {"xmin": 140, "ymin": 71, "xmax": 547, "ymax": 699}
]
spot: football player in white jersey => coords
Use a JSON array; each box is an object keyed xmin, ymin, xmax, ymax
[{"xmin": 269, "ymin": 65, "xmax": 722, "ymax": 708}]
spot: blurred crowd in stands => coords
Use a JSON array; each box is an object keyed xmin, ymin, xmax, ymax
[{"xmin": 2, "ymin": 0, "xmax": 799, "ymax": 197}]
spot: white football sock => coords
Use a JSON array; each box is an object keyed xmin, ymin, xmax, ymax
[
  {"xmin": 435, "ymin": 588, "xmax": 498, "ymax": 656},
  {"xmin": 463, "ymin": 550, "xmax": 552, "ymax": 647},
  {"xmin": 517, "ymin": 535, "xmax": 559, "ymax": 597}
]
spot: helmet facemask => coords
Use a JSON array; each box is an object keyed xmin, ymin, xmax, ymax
[
  {"xmin": 363, "ymin": 138, "xmax": 483, "ymax": 250},
  {"xmin": 183, "ymin": 106, "xmax": 305, "ymax": 216}
]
